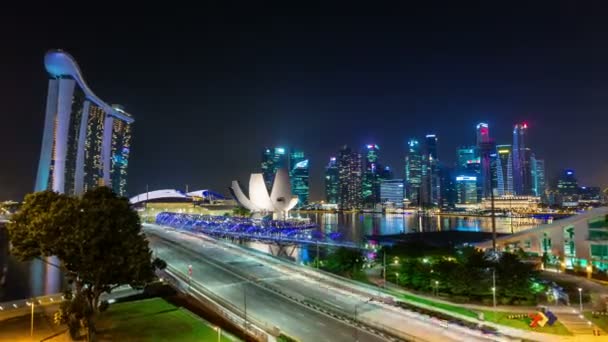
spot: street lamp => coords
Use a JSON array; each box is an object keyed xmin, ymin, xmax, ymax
[
  {"xmin": 395, "ymin": 273, "xmax": 399, "ymax": 286},
  {"xmin": 434, "ymin": 280, "xmax": 439, "ymax": 296},
  {"xmin": 213, "ymin": 326, "xmax": 221, "ymax": 342},
  {"xmin": 578, "ymin": 288, "xmax": 583, "ymax": 313}
]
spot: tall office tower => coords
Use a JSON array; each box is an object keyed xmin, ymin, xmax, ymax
[
  {"xmin": 423, "ymin": 134, "xmax": 441, "ymax": 206},
  {"xmin": 380, "ymin": 179, "xmax": 404, "ymax": 205},
  {"xmin": 324, "ymin": 157, "xmax": 340, "ymax": 204},
  {"xmin": 512, "ymin": 123, "xmax": 533, "ymax": 195},
  {"xmin": 35, "ymin": 50, "xmax": 134, "ymax": 196},
  {"xmin": 456, "ymin": 146, "xmax": 481, "ymax": 202},
  {"xmin": 557, "ymin": 169, "xmax": 578, "ymax": 196},
  {"xmin": 261, "ymin": 147, "xmax": 287, "ymax": 191},
  {"xmin": 455, "ymin": 175, "xmax": 478, "ymax": 204},
  {"xmin": 495, "ymin": 145, "xmax": 514, "ymax": 196},
  {"xmin": 439, "ymin": 165, "xmax": 457, "ymax": 210},
  {"xmin": 476, "ymin": 123, "xmax": 495, "ymax": 199},
  {"xmin": 362, "ymin": 144, "xmax": 381, "ymax": 205},
  {"xmin": 404, "ymin": 139, "xmax": 423, "ymax": 206},
  {"xmin": 289, "ymin": 150, "xmax": 309, "ymax": 207},
  {"xmin": 456, "ymin": 146, "xmax": 478, "ymax": 171},
  {"xmin": 338, "ymin": 146, "xmax": 362, "ymax": 209},
  {"xmin": 531, "ymin": 155, "xmax": 546, "ymax": 199}
]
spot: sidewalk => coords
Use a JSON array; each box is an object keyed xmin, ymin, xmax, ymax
[{"xmin": 367, "ymin": 267, "xmax": 608, "ymax": 337}]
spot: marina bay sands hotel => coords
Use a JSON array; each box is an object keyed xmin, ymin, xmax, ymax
[{"xmin": 35, "ymin": 50, "xmax": 133, "ymax": 197}]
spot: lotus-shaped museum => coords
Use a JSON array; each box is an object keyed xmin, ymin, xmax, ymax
[{"xmin": 229, "ymin": 169, "xmax": 298, "ymax": 219}]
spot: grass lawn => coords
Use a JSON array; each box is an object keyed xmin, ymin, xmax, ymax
[
  {"xmin": 97, "ymin": 298, "xmax": 239, "ymax": 342},
  {"xmin": 479, "ymin": 310, "xmax": 572, "ymax": 336},
  {"xmin": 382, "ymin": 288, "xmax": 478, "ymax": 318},
  {"xmin": 385, "ymin": 287, "xmax": 572, "ymax": 336},
  {"xmin": 584, "ymin": 312, "xmax": 608, "ymax": 333}
]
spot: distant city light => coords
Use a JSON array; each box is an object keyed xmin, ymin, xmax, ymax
[{"xmin": 456, "ymin": 176, "xmax": 477, "ymax": 181}]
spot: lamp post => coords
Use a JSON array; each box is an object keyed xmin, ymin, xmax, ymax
[
  {"xmin": 395, "ymin": 273, "xmax": 399, "ymax": 286},
  {"xmin": 213, "ymin": 326, "xmax": 221, "ymax": 342},
  {"xmin": 383, "ymin": 251, "xmax": 386, "ymax": 288},
  {"xmin": 30, "ymin": 298, "xmax": 34, "ymax": 337},
  {"xmin": 492, "ymin": 268, "xmax": 497, "ymax": 319},
  {"xmin": 578, "ymin": 288, "xmax": 583, "ymax": 313},
  {"xmin": 434, "ymin": 280, "xmax": 439, "ymax": 296}
]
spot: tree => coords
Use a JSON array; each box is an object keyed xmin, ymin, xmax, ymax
[
  {"xmin": 323, "ymin": 247, "xmax": 364, "ymax": 277},
  {"xmin": 8, "ymin": 187, "xmax": 165, "ymax": 341}
]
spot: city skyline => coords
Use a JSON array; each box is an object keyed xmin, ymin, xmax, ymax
[{"xmin": 2, "ymin": 5, "xmax": 608, "ymax": 201}]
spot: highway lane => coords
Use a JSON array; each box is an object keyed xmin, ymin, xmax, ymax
[
  {"xmin": 147, "ymin": 234, "xmax": 387, "ymax": 342},
  {"xmin": 145, "ymin": 224, "xmax": 497, "ymax": 342}
]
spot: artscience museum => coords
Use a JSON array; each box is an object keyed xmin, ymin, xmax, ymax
[{"xmin": 230, "ymin": 169, "xmax": 299, "ymax": 219}]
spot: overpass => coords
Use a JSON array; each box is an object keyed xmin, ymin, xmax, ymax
[{"xmin": 155, "ymin": 212, "xmax": 366, "ymax": 251}]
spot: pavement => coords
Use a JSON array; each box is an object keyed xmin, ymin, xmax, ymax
[{"xmin": 144, "ymin": 223, "xmax": 514, "ymax": 342}]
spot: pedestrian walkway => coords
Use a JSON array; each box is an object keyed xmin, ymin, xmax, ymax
[{"xmin": 558, "ymin": 310, "xmax": 595, "ymax": 336}]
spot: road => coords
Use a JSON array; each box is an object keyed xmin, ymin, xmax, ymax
[{"xmin": 145, "ymin": 224, "xmax": 497, "ymax": 342}]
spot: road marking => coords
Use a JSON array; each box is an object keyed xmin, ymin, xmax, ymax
[{"xmin": 323, "ymin": 299, "xmax": 343, "ymax": 309}]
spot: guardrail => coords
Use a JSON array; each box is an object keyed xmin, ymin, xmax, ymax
[
  {"xmin": 160, "ymin": 265, "xmax": 276, "ymax": 342},
  {"xmin": 0, "ymin": 293, "xmax": 65, "ymax": 314}
]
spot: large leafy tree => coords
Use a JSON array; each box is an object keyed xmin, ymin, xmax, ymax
[{"xmin": 8, "ymin": 187, "xmax": 164, "ymax": 341}]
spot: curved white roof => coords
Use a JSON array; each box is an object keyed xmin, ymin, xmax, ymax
[
  {"xmin": 186, "ymin": 190, "xmax": 226, "ymax": 199},
  {"xmin": 230, "ymin": 169, "xmax": 298, "ymax": 213},
  {"xmin": 44, "ymin": 50, "xmax": 134, "ymax": 123},
  {"xmin": 129, "ymin": 189, "xmax": 188, "ymax": 204}
]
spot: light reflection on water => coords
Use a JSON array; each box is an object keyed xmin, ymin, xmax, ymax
[
  {"xmin": 0, "ymin": 224, "xmax": 63, "ymax": 302},
  {"xmin": 243, "ymin": 213, "xmax": 546, "ymax": 265}
]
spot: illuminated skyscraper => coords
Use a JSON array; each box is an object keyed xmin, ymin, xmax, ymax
[
  {"xmin": 456, "ymin": 146, "xmax": 478, "ymax": 171},
  {"xmin": 476, "ymin": 123, "xmax": 495, "ymax": 199},
  {"xmin": 324, "ymin": 157, "xmax": 339, "ymax": 204},
  {"xmin": 261, "ymin": 147, "xmax": 287, "ymax": 191},
  {"xmin": 338, "ymin": 146, "xmax": 362, "ymax": 209},
  {"xmin": 362, "ymin": 144, "xmax": 381, "ymax": 205},
  {"xmin": 455, "ymin": 175, "xmax": 478, "ymax": 204},
  {"xmin": 424, "ymin": 134, "xmax": 440, "ymax": 206},
  {"xmin": 557, "ymin": 169, "xmax": 578, "ymax": 196},
  {"xmin": 531, "ymin": 155, "xmax": 546, "ymax": 199},
  {"xmin": 35, "ymin": 50, "xmax": 134, "ymax": 196},
  {"xmin": 495, "ymin": 144, "xmax": 514, "ymax": 196},
  {"xmin": 404, "ymin": 139, "xmax": 423, "ymax": 205},
  {"xmin": 289, "ymin": 150, "xmax": 309, "ymax": 207},
  {"xmin": 380, "ymin": 179, "xmax": 404, "ymax": 205},
  {"xmin": 513, "ymin": 123, "xmax": 533, "ymax": 195}
]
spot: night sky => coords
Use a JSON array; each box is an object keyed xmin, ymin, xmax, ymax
[{"xmin": 2, "ymin": 3, "xmax": 608, "ymax": 201}]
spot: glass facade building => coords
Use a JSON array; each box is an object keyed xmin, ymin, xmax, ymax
[
  {"xmin": 362, "ymin": 144, "xmax": 381, "ymax": 205},
  {"xmin": 324, "ymin": 157, "xmax": 339, "ymax": 204},
  {"xmin": 338, "ymin": 146, "xmax": 362, "ymax": 210},
  {"xmin": 404, "ymin": 139, "xmax": 423, "ymax": 206},
  {"xmin": 455, "ymin": 175, "xmax": 478, "ymax": 204},
  {"xmin": 424, "ymin": 134, "xmax": 441, "ymax": 206},
  {"xmin": 531, "ymin": 155, "xmax": 546, "ymax": 199},
  {"xmin": 557, "ymin": 169, "xmax": 578, "ymax": 196},
  {"xmin": 380, "ymin": 179, "xmax": 404, "ymax": 205},
  {"xmin": 495, "ymin": 144, "xmax": 513, "ymax": 196},
  {"xmin": 261, "ymin": 147, "xmax": 287, "ymax": 191},
  {"xmin": 512, "ymin": 123, "xmax": 533, "ymax": 195},
  {"xmin": 289, "ymin": 150, "xmax": 309, "ymax": 207}
]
